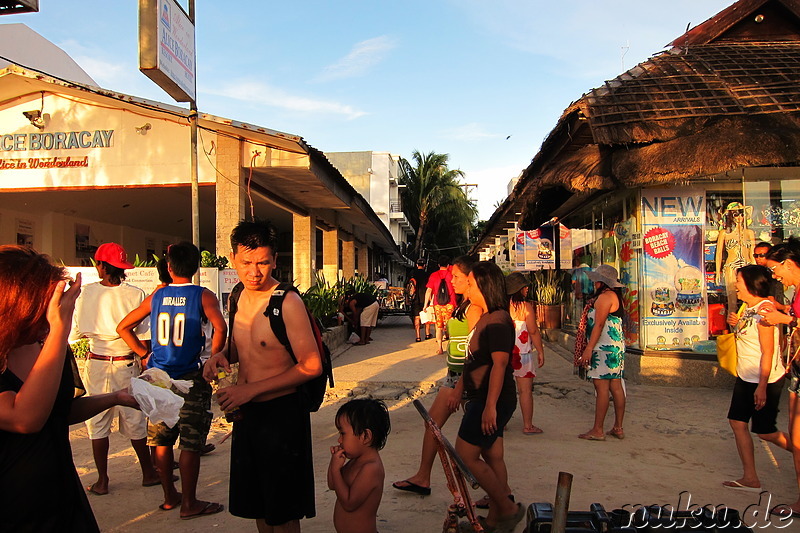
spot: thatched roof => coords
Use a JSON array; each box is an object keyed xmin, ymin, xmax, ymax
[
  {"xmin": 580, "ymin": 43, "xmax": 800, "ymax": 145},
  {"xmin": 476, "ymin": 0, "xmax": 800, "ymax": 243}
]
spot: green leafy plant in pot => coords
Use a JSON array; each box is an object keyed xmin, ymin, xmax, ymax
[{"xmin": 532, "ymin": 269, "xmax": 566, "ymax": 329}]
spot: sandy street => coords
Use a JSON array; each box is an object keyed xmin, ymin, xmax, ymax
[{"xmin": 71, "ymin": 316, "xmax": 798, "ymax": 532}]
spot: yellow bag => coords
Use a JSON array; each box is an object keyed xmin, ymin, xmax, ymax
[
  {"xmin": 716, "ymin": 304, "xmax": 745, "ymax": 377},
  {"xmin": 716, "ymin": 332, "xmax": 738, "ymax": 377}
]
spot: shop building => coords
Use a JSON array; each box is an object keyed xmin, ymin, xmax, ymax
[
  {"xmin": 475, "ymin": 0, "xmax": 800, "ymax": 386},
  {"xmin": 0, "ymin": 27, "xmax": 406, "ymax": 291}
]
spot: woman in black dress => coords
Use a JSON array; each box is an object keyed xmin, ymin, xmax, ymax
[
  {"xmin": 0, "ymin": 245, "xmax": 141, "ymax": 532},
  {"xmin": 454, "ymin": 261, "xmax": 524, "ymax": 532}
]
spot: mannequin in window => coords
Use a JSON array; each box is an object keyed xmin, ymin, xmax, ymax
[{"xmin": 715, "ymin": 202, "xmax": 756, "ymax": 312}]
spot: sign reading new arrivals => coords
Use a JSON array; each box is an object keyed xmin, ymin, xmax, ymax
[{"xmin": 640, "ymin": 189, "xmax": 708, "ymax": 351}]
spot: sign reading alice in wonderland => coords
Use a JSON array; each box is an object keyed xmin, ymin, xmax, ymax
[{"xmin": 641, "ymin": 189, "xmax": 708, "ymax": 350}]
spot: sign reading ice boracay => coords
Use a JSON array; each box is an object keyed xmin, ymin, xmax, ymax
[{"xmin": 0, "ymin": 130, "xmax": 114, "ymax": 151}]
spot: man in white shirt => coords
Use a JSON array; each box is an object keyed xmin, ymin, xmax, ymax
[{"xmin": 70, "ymin": 242, "xmax": 159, "ymax": 495}]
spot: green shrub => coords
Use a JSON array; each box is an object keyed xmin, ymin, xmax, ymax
[
  {"xmin": 71, "ymin": 338, "xmax": 90, "ymax": 359},
  {"xmin": 532, "ymin": 269, "xmax": 567, "ymax": 305},
  {"xmin": 301, "ymin": 273, "xmax": 384, "ymax": 327},
  {"xmin": 200, "ymin": 250, "xmax": 229, "ymax": 269}
]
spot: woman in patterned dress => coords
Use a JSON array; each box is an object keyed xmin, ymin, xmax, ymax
[
  {"xmin": 576, "ymin": 264, "xmax": 626, "ymax": 441},
  {"xmin": 505, "ymin": 271, "xmax": 545, "ymax": 435}
]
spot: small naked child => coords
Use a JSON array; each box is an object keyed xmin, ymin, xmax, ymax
[{"xmin": 328, "ymin": 398, "xmax": 391, "ymax": 533}]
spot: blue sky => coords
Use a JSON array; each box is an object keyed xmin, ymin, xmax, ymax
[{"xmin": 4, "ymin": 0, "xmax": 733, "ymax": 220}]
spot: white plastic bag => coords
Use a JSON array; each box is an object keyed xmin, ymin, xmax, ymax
[
  {"xmin": 419, "ymin": 307, "xmax": 434, "ymax": 324},
  {"xmin": 138, "ymin": 367, "xmax": 192, "ymax": 394},
  {"xmin": 130, "ymin": 369, "xmax": 190, "ymax": 428},
  {"xmin": 348, "ymin": 332, "xmax": 361, "ymax": 344},
  {"xmin": 130, "ymin": 379, "xmax": 184, "ymax": 427}
]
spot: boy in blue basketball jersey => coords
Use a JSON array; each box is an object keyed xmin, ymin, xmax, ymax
[{"xmin": 117, "ymin": 242, "xmax": 227, "ymax": 520}]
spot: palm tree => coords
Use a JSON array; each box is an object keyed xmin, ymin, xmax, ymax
[{"xmin": 399, "ymin": 150, "xmax": 477, "ymax": 258}]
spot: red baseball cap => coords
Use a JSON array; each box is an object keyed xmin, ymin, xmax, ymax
[{"xmin": 94, "ymin": 242, "xmax": 134, "ymax": 269}]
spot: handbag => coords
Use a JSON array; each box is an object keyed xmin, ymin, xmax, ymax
[
  {"xmin": 716, "ymin": 304, "xmax": 745, "ymax": 377},
  {"xmin": 716, "ymin": 332, "xmax": 738, "ymax": 376}
]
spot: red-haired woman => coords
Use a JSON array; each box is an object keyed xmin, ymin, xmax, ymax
[{"xmin": 0, "ymin": 245, "xmax": 140, "ymax": 532}]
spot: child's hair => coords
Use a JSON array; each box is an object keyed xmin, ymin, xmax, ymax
[
  {"xmin": 166, "ymin": 242, "xmax": 200, "ymax": 279},
  {"xmin": 156, "ymin": 257, "xmax": 172, "ymax": 285},
  {"xmin": 336, "ymin": 398, "xmax": 391, "ymax": 450}
]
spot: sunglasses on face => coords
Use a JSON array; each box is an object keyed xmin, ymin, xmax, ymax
[{"xmin": 769, "ymin": 260, "xmax": 785, "ymax": 273}]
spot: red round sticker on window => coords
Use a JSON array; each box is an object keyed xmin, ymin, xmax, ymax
[{"xmin": 643, "ymin": 227, "xmax": 675, "ymax": 259}]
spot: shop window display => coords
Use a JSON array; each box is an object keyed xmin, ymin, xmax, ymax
[{"xmin": 705, "ymin": 179, "xmax": 800, "ymax": 337}]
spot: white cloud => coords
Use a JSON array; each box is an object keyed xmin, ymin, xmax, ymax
[
  {"xmin": 203, "ymin": 81, "xmax": 367, "ymax": 120},
  {"xmin": 316, "ymin": 36, "xmax": 396, "ymax": 82},
  {"xmin": 442, "ymin": 122, "xmax": 503, "ymax": 142}
]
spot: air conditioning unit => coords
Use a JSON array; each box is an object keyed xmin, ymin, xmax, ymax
[{"xmin": 0, "ymin": 0, "xmax": 38, "ymax": 14}]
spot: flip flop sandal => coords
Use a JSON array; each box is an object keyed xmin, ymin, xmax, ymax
[
  {"xmin": 392, "ymin": 480, "xmax": 431, "ymax": 496},
  {"xmin": 180, "ymin": 501, "xmax": 224, "ymax": 520}
]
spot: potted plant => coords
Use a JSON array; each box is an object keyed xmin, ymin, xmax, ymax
[{"xmin": 531, "ymin": 269, "xmax": 566, "ymax": 329}]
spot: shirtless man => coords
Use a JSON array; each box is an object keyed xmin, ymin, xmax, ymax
[{"xmin": 204, "ymin": 219, "xmax": 322, "ymax": 533}]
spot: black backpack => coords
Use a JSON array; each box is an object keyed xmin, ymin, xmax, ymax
[
  {"xmin": 227, "ymin": 281, "xmax": 334, "ymax": 412},
  {"xmin": 436, "ymin": 275, "xmax": 450, "ymax": 305},
  {"xmin": 404, "ymin": 277, "xmax": 416, "ymax": 307}
]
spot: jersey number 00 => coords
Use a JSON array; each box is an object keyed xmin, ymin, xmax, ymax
[{"xmin": 157, "ymin": 312, "xmax": 186, "ymax": 346}]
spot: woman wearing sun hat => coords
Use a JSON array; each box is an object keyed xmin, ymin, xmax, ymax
[{"xmin": 575, "ymin": 264, "xmax": 626, "ymax": 441}]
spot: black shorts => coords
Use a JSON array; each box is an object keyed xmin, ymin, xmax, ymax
[
  {"xmin": 457, "ymin": 397, "xmax": 515, "ymax": 449},
  {"xmin": 409, "ymin": 300, "xmax": 424, "ymax": 318},
  {"xmin": 727, "ymin": 377, "xmax": 784, "ymax": 435},
  {"xmin": 229, "ymin": 392, "xmax": 316, "ymax": 525}
]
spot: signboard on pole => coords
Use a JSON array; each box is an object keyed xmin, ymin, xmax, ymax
[{"xmin": 139, "ymin": 0, "xmax": 196, "ymax": 103}]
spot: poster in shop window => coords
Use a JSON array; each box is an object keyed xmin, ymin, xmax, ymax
[
  {"xmin": 536, "ymin": 226, "xmax": 557, "ymax": 270},
  {"xmin": 524, "ymin": 230, "xmax": 539, "ymax": 269},
  {"xmin": 641, "ymin": 189, "xmax": 708, "ymax": 350},
  {"xmin": 559, "ymin": 224, "xmax": 572, "ymax": 269},
  {"xmin": 515, "ymin": 231, "xmax": 526, "ymax": 270}
]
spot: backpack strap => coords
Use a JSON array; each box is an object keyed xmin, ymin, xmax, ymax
[
  {"xmin": 265, "ymin": 282, "xmax": 297, "ymax": 357},
  {"xmin": 227, "ymin": 281, "xmax": 245, "ymax": 362},
  {"xmin": 265, "ymin": 282, "xmax": 334, "ymax": 388}
]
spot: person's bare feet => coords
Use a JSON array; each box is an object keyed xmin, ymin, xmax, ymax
[
  {"xmin": 86, "ymin": 479, "xmax": 109, "ymax": 495},
  {"xmin": 159, "ymin": 492, "xmax": 182, "ymax": 511},
  {"xmin": 142, "ymin": 473, "xmax": 161, "ymax": 487}
]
